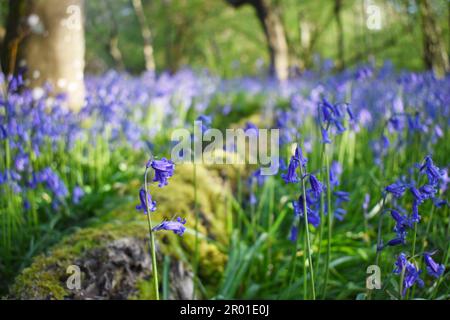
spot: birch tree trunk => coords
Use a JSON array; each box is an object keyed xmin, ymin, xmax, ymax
[
  {"xmin": 2, "ymin": 0, "xmax": 85, "ymax": 110},
  {"xmin": 131, "ymin": 0, "xmax": 156, "ymax": 72},
  {"xmin": 418, "ymin": 0, "xmax": 449, "ymax": 77}
]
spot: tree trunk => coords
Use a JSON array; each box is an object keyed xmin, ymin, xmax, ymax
[
  {"xmin": 334, "ymin": 0, "xmax": 344, "ymax": 70},
  {"xmin": 418, "ymin": 0, "xmax": 449, "ymax": 77},
  {"xmin": 2, "ymin": 0, "xmax": 85, "ymax": 110},
  {"xmin": 131, "ymin": 0, "xmax": 156, "ymax": 72},
  {"xmin": 104, "ymin": 0, "xmax": 124, "ymax": 70},
  {"xmin": 226, "ymin": 0, "xmax": 289, "ymax": 81}
]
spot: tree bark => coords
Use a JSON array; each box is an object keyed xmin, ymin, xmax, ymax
[
  {"xmin": 131, "ymin": 0, "xmax": 156, "ymax": 72},
  {"xmin": 1, "ymin": 0, "xmax": 85, "ymax": 110},
  {"xmin": 418, "ymin": 0, "xmax": 449, "ymax": 77},
  {"xmin": 334, "ymin": 0, "xmax": 344, "ymax": 70},
  {"xmin": 104, "ymin": 0, "xmax": 124, "ymax": 70},
  {"xmin": 226, "ymin": 0, "xmax": 289, "ymax": 80}
]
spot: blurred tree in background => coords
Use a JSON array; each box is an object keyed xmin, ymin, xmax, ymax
[
  {"xmin": 1, "ymin": 0, "xmax": 449, "ymax": 77},
  {"xmin": 1, "ymin": 0, "xmax": 85, "ymax": 109}
]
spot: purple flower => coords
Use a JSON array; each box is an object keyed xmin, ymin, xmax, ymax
[
  {"xmin": 72, "ymin": 186, "xmax": 84, "ymax": 204},
  {"xmin": 136, "ymin": 188, "xmax": 157, "ymax": 214},
  {"xmin": 293, "ymin": 193, "xmax": 321, "ymax": 227},
  {"xmin": 385, "ymin": 182, "xmax": 406, "ymax": 198},
  {"xmin": 321, "ymin": 98, "xmax": 335, "ymax": 123},
  {"xmin": 419, "ymin": 184, "xmax": 437, "ymax": 200},
  {"xmin": 362, "ymin": 193, "xmax": 370, "ymax": 212},
  {"xmin": 387, "ymin": 237, "xmax": 406, "ymax": 247},
  {"xmin": 321, "ymin": 128, "xmax": 331, "ymax": 144},
  {"xmin": 420, "ymin": 155, "xmax": 443, "ymax": 185},
  {"xmin": 329, "ymin": 161, "xmax": 342, "ymax": 187},
  {"xmin": 289, "ymin": 225, "xmax": 298, "ymax": 242},
  {"xmin": 309, "ymin": 174, "xmax": 324, "ymax": 196},
  {"xmin": 0, "ymin": 125, "xmax": 7, "ymax": 139},
  {"xmin": 403, "ymin": 263, "xmax": 424, "ymax": 296},
  {"xmin": 393, "ymin": 253, "xmax": 408, "ymax": 274},
  {"xmin": 244, "ymin": 122, "xmax": 258, "ymax": 136},
  {"xmin": 251, "ymin": 168, "xmax": 266, "ymax": 187},
  {"xmin": 282, "ymin": 146, "xmax": 307, "ymax": 184},
  {"xmin": 334, "ymin": 191, "xmax": 350, "ymax": 202},
  {"xmin": 282, "ymin": 156, "xmax": 299, "ymax": 184},
  {"xmin": 150, "ymin": 158, "xmax": 175, "ymax": 187},
  {"xmin": 411, "ymin": 200, "xmax": 421, "ymax": 223},
  {"xmin": 196, "ymin": 114, "xmax": 212, "ymax": 132},
  {"xmin": 409, "ymin": 186, "xmax": 424, "ymax": 204},
  {"xmin": 153, "ymin": 217, "xmax": 187, "ymax": 236},
  {"xmin": 391, "ymin": 209, "xmax": 412, "ymax": 230},
  {"xmin": 37, "ymin": 168, "xmax": 68, "ymax": 199},
  {"xmin": 393, "ymin": 253, "xmax": 424, "ymax": 296},
  {"xmin": 423, "ymin": 252, "xmax": 445, "ymax": 278}
]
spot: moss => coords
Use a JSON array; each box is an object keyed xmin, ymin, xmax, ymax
[{"xmin": 10, "ymin": 164, "xmax": 230, "ymax": 299}]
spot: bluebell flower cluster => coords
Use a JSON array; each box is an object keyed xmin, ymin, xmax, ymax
[
  {"xmin": 137, "ymin": 156, "xmax": 185, "ymax": 237},
  {"xmin": 318, "ymin": 98, "xmax": 354, "ymax": 144},
  {"xmin": 393, "ymin": 253, "xmax": 424, "ymax": 296},
  {"xmin": 382, "ymin": 155, "xmax": 445, "ymax": 248},
  {"xmin": 393, "ymin": 251, "xmax": 445, "ymax": 296}
]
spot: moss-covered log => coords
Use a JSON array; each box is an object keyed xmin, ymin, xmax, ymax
[{"xmin": 8, "ymin": 164, "xmax": 240, "ymax": 299}]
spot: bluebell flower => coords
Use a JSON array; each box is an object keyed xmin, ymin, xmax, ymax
[
  {"xmin": 393, "ymin": 253, "xmax": 424, "ymax": 296},
  {"xmin": 420, "ymin": 155, "xmax": 443, "ymax": 185},
  {"xmin": 293, "ymin": 146, "xmax": 308, "ymax": 169},
  {"xmin": 244, "ymin": 122, "xmax": 258, "ymax": 136},
  {"xmin": 249, "ymin": 192, "xmax": 257, "ymax": 206},
  {"xmin": 150, "ymin": 158, "xmax": 175, "ymax": 187},
  {"xmin": 251, "ymin": 168, "xmax": 267, "ymax": 187},
  {"xmin": 0, "ymin": 125, "xmax": 7, "ymax": 139},
  {"xmin": 309, "ymin": 174, "xmax": 324, "ymax": 196},
  {"xmin": 333, "ymin": 119, "xmax": 346, "ymax": 134},
  {"xmin": 136, "ymin": 187, "xmax": 157, "ymax": 214},
  {"xmin": 385, "ymin": 182, "xmax": 407, "ymax": 198},
  {"xmin": 321, "ymin": 128, "xmax": 331, "ymax": 144},
  {"xmin": 362, "ymin": 193, "xmax": 370, "ymax": 212},
  {"xmin": 334, "ymin": 191, "xmax": 350, "ymax": 202},
  {"xmin": 282, "ymin": 146, "xmax": 306, "ymax": 184},
  {"xmin": 153, "ymin": 217, "xmax": 187, "ymax": 236},
  {"xmin": 423, "ymin": 252, "xmax": 445, "ymax": 278},
  {"xmin": 393, "ymin": 253, "xmax": 408, "ymax": 274},
  {"xmin": 282, "ymin": 156, "xmax": 299, "ymax": 184},
  {"xmin": 409, "ymin": 186, "xmax": 424, "ymax": 204},
  {"xmin": 321, "ymin": 98, "xmax": 335, "ymax": 123},
  {"xmin": 289, "ymin": 225, "xmax": 298, "ymax": 242},
  {"xmin": 402, "ymin": 263, "xmax": 424, "ymax": 296},
  {"xmin": 330, "ymin": 161, "xmax": 342, "ymax": 187},
  {"xmin": 72, "ymin": 186, "xmax": 84, "ymax": 204},
  {"xmin": 37, "ymin": 168, "xmax": 68, "ymax": 198},
  {"xmin": 387, "ymin": 237, "xmax": 406, "ymax": 247},
  {"xmin": 411, "ymin": 200, "xmax": 421, "ymax": 223},
  {"xmin": 293, "ymin": 193, "xmax": 321, "ymax": 227},
  {"xmin": 419, "ymin": 184, "xmax": 437, "ymax": 200},
  {"xmin": 196, "ymin": 114, "xmax": 212, "ymax": 132},
  {"xmin": 334, "ymin": 208, "xmax": 347, "ymax": 221},
  {"xmin": 391, "ymin": 209, "xmax": 412, "ymax": 235}
]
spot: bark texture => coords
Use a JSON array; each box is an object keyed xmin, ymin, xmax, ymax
[
  {"xmin": 418, "ymin": 0, "xmax": 449, "ymax": 77},
  {"xmin": 2, "ymin": 0, "xmax": 85, "ymax": 110},
  {"xmin": 226, "ymin": 0, "xmax": 289, "ymax": 80}
]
